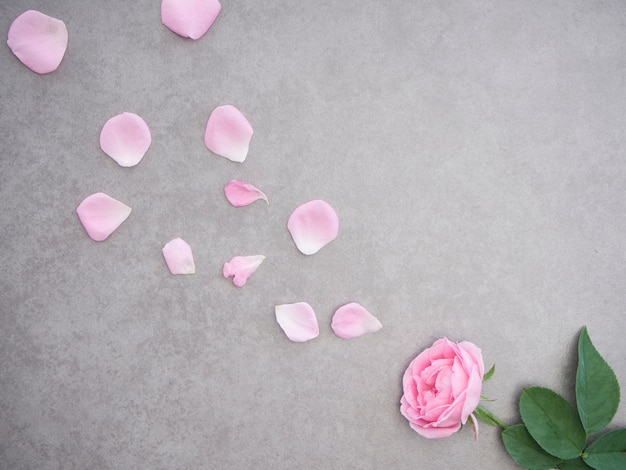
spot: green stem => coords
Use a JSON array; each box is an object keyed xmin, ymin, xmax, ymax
[{"xmin": 475, "ymin": 405, "xmax": 509, "ymax": 430}]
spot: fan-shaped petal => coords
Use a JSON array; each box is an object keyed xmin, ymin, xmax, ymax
[
  {"xmin": 162, "ymin": 238, "xmax": 196, "ymax": 275},
  {"xmin": 224, "ymin": 179, "xmax": 268, "ymax": 207},
  {"xmin": 204, "ymin": 105, "xmax": 253, "ymax": 162},
  {"xmin": 275, "ymin": 302, "xmax": 319, "ymax": 342},
  {"xmin": 287, "ymin": 200, "xmax": 339, "ymax": 255},
  {"xmin": 331, "ymin": 302, "xmax": 382, "ymax": 339},
  {"xmin": 100, "ymin": 112, "xmax": 151, "ymax": 167},
  {"xmin": 161, "ymin": 0, "xmax": 221, "ymax": 40},
  {"xmin": 76, "ymin": 192, "xmax": 131, "ymax": 241}
]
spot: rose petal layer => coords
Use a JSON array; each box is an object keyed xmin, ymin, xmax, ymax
[
  {"xmin": 224, "ymin": 179, "xmax": 268, "ymax": 207},
  {"xmin": 7, "ymin": 10, "xmax": 68, "ymax": 74},
  {"xmin": 76, "ymin": 192, "xmax": 131, "ymax": 241},
  {"xmin": 275, "ymin": 302, "xmax": 319, "ymax": 342},
  {"xmin": 100, "ymin": 112, "xmax": 151, "ymax": 167},
  {"xmin": 161, "ymin": 0, "xmax": 221, "ymax": 40},
  {"xmin": 204, "ymin": 105, "xmax": 253, "ymax": 162},
  {"xmin": 331, "ymin": 302, "xmax": 382, "ymax": 339},
  {"xmin": 162, "ymin": 238, "xmax": 196, "ymax": 275},
  {"xmin": 287, "ymin": 200, "xmax": 339, "ymax": 255},
  {"xmin": 223, "ymin": 255, "xmax": 265, "ymax": 287}
]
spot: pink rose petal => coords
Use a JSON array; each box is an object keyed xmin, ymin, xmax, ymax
[
  {"xmin": 7, "ymin": 10, "xmax": 68, "ymax": 74},
  {"xmin": 223, "ymin": 255, "xmax": 265, "ymax": 286},
  {"xmin": 162, "ymin": 238, "xmax": 196, "ymax": 275},
  {"xmin": 331, "ymin": 302, "xmax": 382, "ymax": 339},
  {"xmin": 287, "ymin": 200, "xmax": 339, "ymax": 255},
  {"xmin": 204, "ymin": 105, "xmax": 253, "ymax": 162},
  {"xmin": 100, "ymin": 112, "xmax": 151, "ymax": 167},
  {"xmin": 161, "ymin": 0, "xmax": 221, "ymax": 40},
  {"xmin": 76, "ymin": 192, "xmax": 132, "ymax": 241},
  {"xmin": 224, "ymin": 179, "xmax": 268, "ymax": 207},
  {"xmin": 275, "ymin": 302, "xmax": 319, "ymax": 342}
]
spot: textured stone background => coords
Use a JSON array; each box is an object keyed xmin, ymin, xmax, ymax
[{"xmin": 1, "ymin": 1, "xmax": 625, "ymax": 468}]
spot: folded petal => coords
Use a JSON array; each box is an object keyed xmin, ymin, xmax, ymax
[
  {"xmin": 275, "ymin": 302, "xmax": 319, "ymax": 342},
  {"xmin": 223, "ymin": 255, "xmax": 265, "ymax": 286},
  {"xmin": 331, "ymin": 302, "xmax": 382, "ymax": 339},
  {"xmin": 100, "ymin": 112, "xmax": 151, "ymax": 167},
  {"xmin": 204, "ymin": 105, "xmax": 253, "ymax": 162},
  {"xmin": 7, "ymin": 10, "xmax": 68, "ymax": 74},
  {"xmin": 162, "ymin": 238, "xmax": 196, "ymax": 275},
  {"xmin": 287, "ymin": 200, "xmax": 339, "ymax": 255},
  {"xmin": 161, "ymin": 0, "xmax": 221, "ymax": 40},
  {"xmin": 76, "ymin": 192, "xmax": 132, "ymax": 241},
  {"xmin": 223, "ymin": 179, "xmax": 268, "ymax": 207}
]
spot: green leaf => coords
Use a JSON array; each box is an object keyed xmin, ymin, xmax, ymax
[
  {"xmin": 483, "ymin": 364, "xmax": 496, "ymax": 382},
  {"xmin": 520, "ymin": 387, "xmax": 586, "ymax": 460},
  {"xmin": 576, "ymin": 327, "xmax": 620, "ymax": 436},
  {"xmin": 502, "ymin": 424, "xmax": 562, "ymax": 470},
  {"xmin": 583, "ymin": 428, "xmax": 626, "ymax": 470},
  {"xmin": 558, "ymin": 457, "xmax": 594, "ymax": 469}
]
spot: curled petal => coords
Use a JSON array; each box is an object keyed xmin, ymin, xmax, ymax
[
  {"xmin": 7, "ymin": 10, "xmax": 68, "ymax": 74},
  {"xmin": 224, "ymin": 179, "xmax": 268, "ymax": 207},
  {"xmin": 161, "ymin": 0, "xmax": 221, "ymax": 40},
  {"xmin": 287, "ymin": 200, "xmax": 339, "ymax": 255},
  {"xmin": 223, "ymin": 255, "xmax": 265, "ymax": 287},
  {"xmin": 331, "ymin": 302, "xmax": 382, "ymax": 339},
  {"xmin": 162, "ymin": 238, "xmax": 196, "ymax": 275},
  {"xmin": 204, "ymin": 105, "xmax": 253, "ymax": 162},
  {"xmin": 275, "ymin": 302, "xmax": 319, "ymax": 342},
  {"xmin": 100, "ymin": 112, "xmax": 151, "ymax": 167},
  {"xmin": 76, "ymin": 192, "xmax": 131, "ymax": 241}
]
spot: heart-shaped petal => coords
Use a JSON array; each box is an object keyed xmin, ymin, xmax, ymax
[
  {"xmin": 331, "ymin": 302, "xmax": 382, "ymax": 339},
  {"xmin": 224, "ymin": 180, "xmax": 268, "ymax": 207},
  {"xmin": 162, "ymin": 238, "xmax": 196, "ymax": 275},
  {"xmin": 275, "ymin": 302, "xmax": 319, "ymax": 342},
  {"xmin": 223, "ymin": 255, "xmax": 265, "ymax": 286},
  {"xmin": 100, "ymin": 112, "xmax": 151, "ymax": 167},
  {"xmin": 204, "ymin": 105, "xmax": 253, "ymax": 162},
  {"xmin": 76, "ymin": 192, "xmax": 132, "ymax": 241},
  {"xmin": 287, "ymin": 200, "xmax": 339, "ymax": 255},
  {"xmin": 7, "ymin": 10, "xmax": 68, "ymax": 74},
  {"xmin": 161, "ymin": 0, "xmax": 221, "ymax": 40}
]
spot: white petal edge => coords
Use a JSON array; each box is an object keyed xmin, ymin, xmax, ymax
[
  {"xmin": 204, "ymin": 105, "xmax": 253, "ymax": 162},
  {"xmin": 223, "ymin": 255, "xmax": 265, "ymax": 287},
  {"xmin": 162, "ymin": 238, "xmax": 196, "ymax": 275},
  {"xmin": 76, "ymin": 192, "xmax": 132, "ymax": 241},
  {"xmin": 224, "ymin": 179, "xmax": 268, "ymax": 207},
  {"xmin": 161, "ymin": 0, "xmax": 221, "ymax": 40},
  {"xmin": 100, "ymin": 112, "xmax": 152, "ymax": 167},
  {"xmin": 331, "ymin": 302, "xmax": 382, "ymax": 339},
  {"xmin": 275, "ymin": 302, "xmax": 319, "ymax": 342},
  {"xmin": 287, "ymin": 200, "xmax": 339, "ymax": 255}
]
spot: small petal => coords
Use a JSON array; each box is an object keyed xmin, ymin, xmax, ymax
[
  {"xmin": 223, "ymin": 255, "xmax": 265, "ymax": 287},
  {"xmin": 100, "ymin": 113, "xmax": 151, "ymax": 167},
  {"xmin": 224, "ymin": 179, "xmax": 268, "ymax": 207},
  {"xmin": 275, "ymin": 302, "xmax": 319, "ymax": 342},
  {"xmin": 204, "ymin": 105, "xmax": 253, "ymax": 162},
  {"xmin": 161, "ymin": 0, "xmax": 221, "ymax": 40},
  {"xmin": 7, "ymin": 10, "xmax": 68, "ymax": 74},
  {"xmin": 76, "ymin": 192, "xmax": 131, "ymax": 241},
  {"xmin": 331, "ymin": 302, "xmax": 382, "ymax": 339},
  {"xmin": 287, "ymin": 200, "xmax": 339, "ymax": 255},
  {"xmin": 162, "ymin": 238, "xmax": 196, "ymax": 275}
]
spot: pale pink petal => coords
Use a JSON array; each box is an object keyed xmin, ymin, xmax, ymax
[
  {"xmin": 204, "ymin": 105, "xmax": 253, "ymax": 162},
  {"xmin": 223, "ymin": 255, "xmax": 265, "ymax": 286},
  {"xmin": 469, "ymin": 413, "xmax": 480, "ymax": 441},
  {"xmin": 331, "ymin": 302, "xmax": 382, "ymax": 339},
  {"xmin": 287, "ymin": 200, "xmax": 339, "ymax": 255},
  {"xmin": 161, "ymin": 0, "xmax": 221, "ymax": 40},
  {"xmin": 224, "ymin": 179, "xmax": 268, "ymax": 207},
  {"xmin": 76, "ymin": 192, "xmax": 131, "ymax": 241},
  {"xmin": 275, "ymin": 302, "xmax": 319, "ymax": 342},
  {"xmin": 100, "ymin": 113, "xmax": 151, "ymax": 167},
  {"xmin": 162, "ymin": 238, "xmax": 196, "ymax": 275},
  {"xmin": 7, "ymin": 10, "xmax": 68, "ymax": 74}
]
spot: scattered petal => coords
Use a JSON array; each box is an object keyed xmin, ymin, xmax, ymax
[
  {"xmin": 331, "ymin": 302, "xmax": 382, "ymax": 339},
  {"xmin": 224, "ymin": 179, "xmax": 268, "ymax": 207},
  {"xmin": 7, "ymin": 10, "xmax": 68, "ymax": 74},
  {"xmin": 161, "ymin": 0, "xmax": 221, "ymax": 40},
  {"xmin": 162, "ymin": 238, "xmax": 196, "ymax": 275},
  {"xmin": 76, "ymin": 192, "xmax": 131, "ymax": 241},
  {"xmin": 100, "ymin": 112, "xmax": 152, "ymax": 167},
  {"xmin": 204, "ymin": 105, "xmax": 253, "ymax": 162},
  {"xmin": 287, "ymin": 200, "xmax": 339, "ymax": 255},
  {"xmin": 275, "ymin": 302, "xmax": 319, "ymax": 342},
  {"xmin": 223, "ymin": 255, "xmax": 265, "ymax": 286}
]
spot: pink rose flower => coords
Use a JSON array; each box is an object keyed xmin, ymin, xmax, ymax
[{"xmin": 400, "ymin": 337, "xmax": 484, "ymax": 438}]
